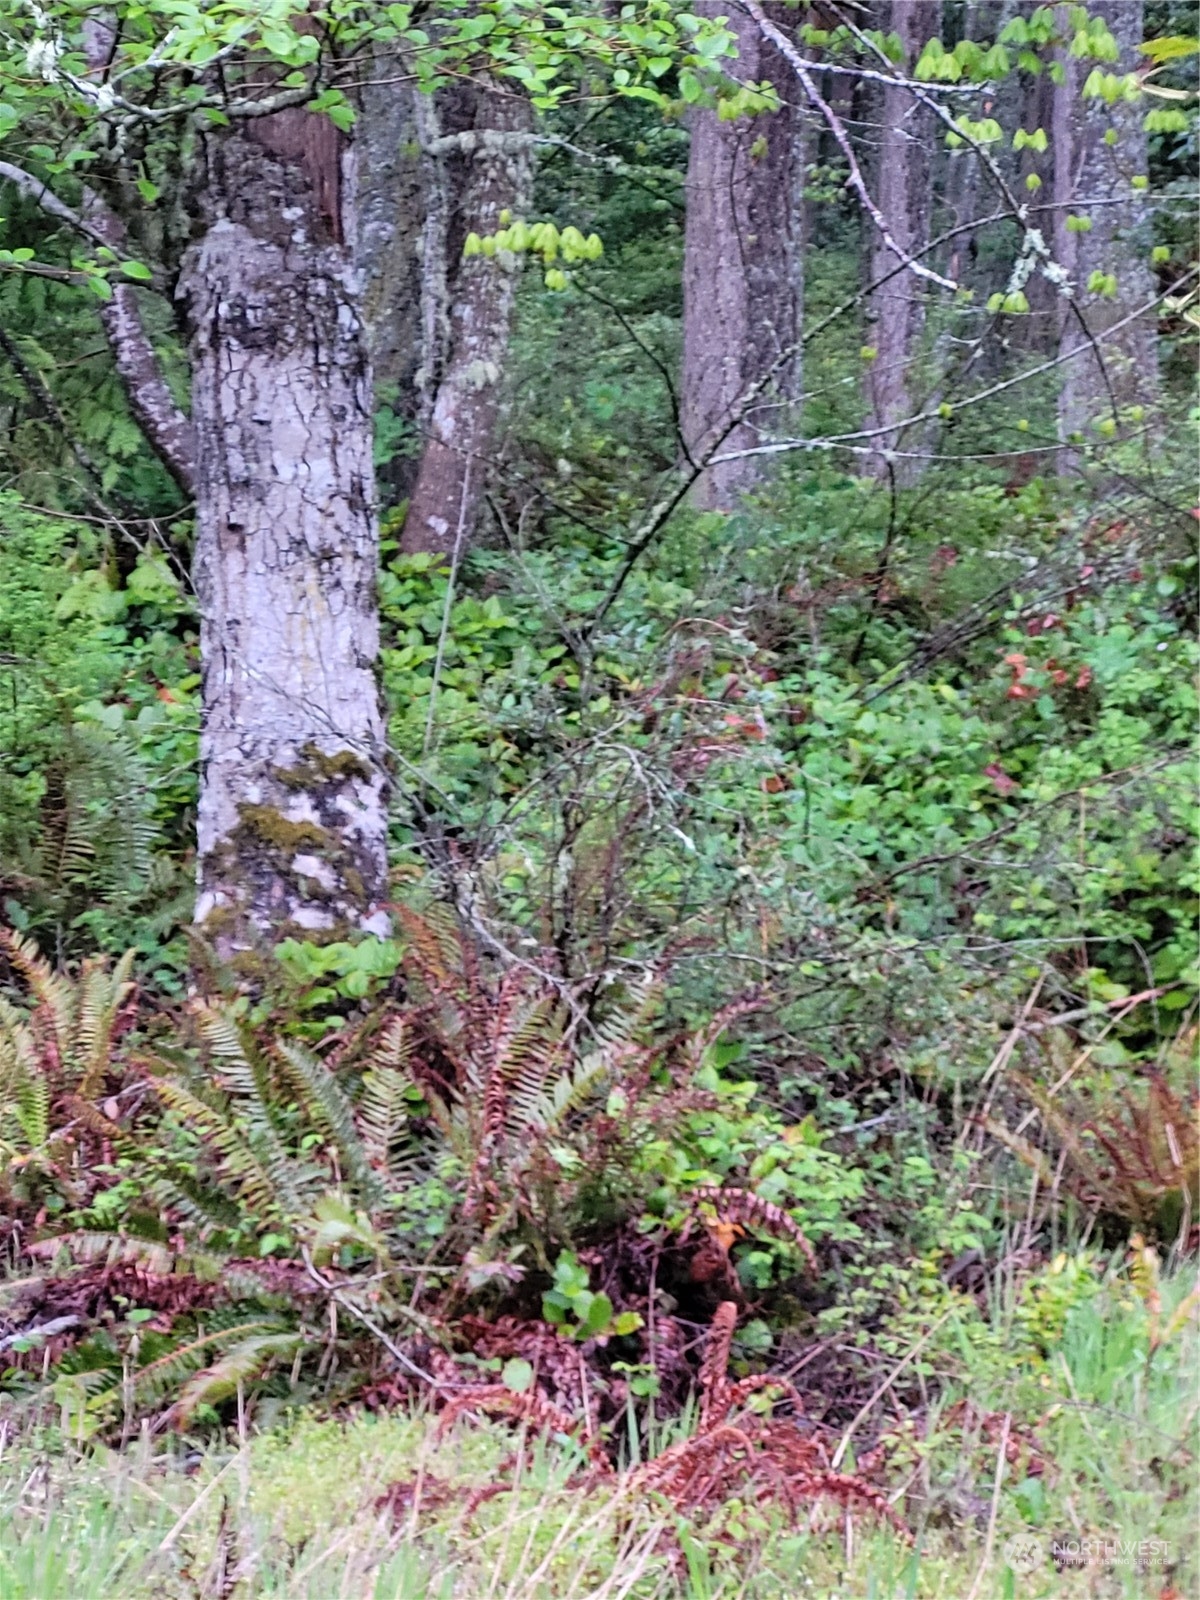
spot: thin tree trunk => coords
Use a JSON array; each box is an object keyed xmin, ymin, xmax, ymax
[
  {"xmin": 401, "ymin": 86, "xmax": 534, "ymax": 558},
  {"xmin": 181, "ymin": 121, "xmax": 389, "ymax": 958},
  {"xmin": 680, "ymin": 1, "xmax": 804, "ymax": 510},
  {"xmin": 355, "ymin": 61, "xmax": 428, "ymax": 510},
  {"xmin": 1053, "ymin": 0, "xmax": 1157, "ymax": 450},
  {"xmin": 862, "ymin": 0, "xmax": 939, "ymax": 487}
]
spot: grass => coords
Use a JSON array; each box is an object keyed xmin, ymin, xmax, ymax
[{"xmin": 0, "ymin": 1259, "xmax": 1195, "ymax": 1600}]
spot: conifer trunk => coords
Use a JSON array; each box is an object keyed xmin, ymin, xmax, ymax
[
  {"xmin": 1053, "ymin": 0, "xmax": 1157, "ymax": 449},
  {"xmin": 181, "ymin": 123, "xmax": 389, "ymax": 960},
  {"xmin": 862, "ymin": 0, "xmax": 938, "ymax": 487},
  {"xmin": 401, "ymin": 86, "xmax": 534, "ymax": 558},
  {"xmin": 680, "ymin": 1, "xmax": 804, "ymax": 509}
]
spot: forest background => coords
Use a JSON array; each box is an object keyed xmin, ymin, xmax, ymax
[{"xmin": 0, "ymin": 1, "xmax": 1197, "ymax": 1595}]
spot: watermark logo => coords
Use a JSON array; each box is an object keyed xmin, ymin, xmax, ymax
[
  {"xmin": 1002, "ymin": 1533, "xmax": 1173, "ymax": 1578},
  {"xmin": 1003, "ymin": 1534, "xmax": 1044, "ymax": 1575}
]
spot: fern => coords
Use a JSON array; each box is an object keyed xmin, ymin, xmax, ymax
[
  {"xmin": 169, "ymin": 1328, "xmax": 303, "ymax": 1426},
  {"xmin": 276, "ymin": 1040, "xmax": 384, "ymax": 1207},
  {"xmin": 152, "ymin": 1079, "xmax": 286, "ymax": 1226}
]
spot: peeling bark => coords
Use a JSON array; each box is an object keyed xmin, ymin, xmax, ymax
[
  {"xmin": 862, "ymin": 0, "xmax": 938, "ymax": 487},
  {"xmin": 401, "ymin": 85, "xmax": 534, "ymax": 559},
  {"xmin": 180, "ymin": 127, "xmax": 389, "ymax": 959},
  {"xmin": 1053, "ymin": 0, "xmax": 1157, "ymax": 450},
  {"xmin": 680, "ymin": 1, "xmax": 804, "ymax": 510}
]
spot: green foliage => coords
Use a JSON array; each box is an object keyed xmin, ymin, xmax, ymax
[
  {"xmin": 541, "ymin": 1249, "xmax": 642, "ymax": 1338},
  {"xmin": 0, "ymin": 497, "xmax": 196, "ymax": 973},
  {"xmin": 0, "ymin": 930, "xmax": 135, "ymax": 1214}
]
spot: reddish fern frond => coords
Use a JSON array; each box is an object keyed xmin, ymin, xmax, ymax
[
  {"xmin": 634, "ymin": 1423, "xmax": 758, "ymax": 1500},
  {"xmin": 725, "ymin": 1373, "xmax": 804, "ymax": 1416},
  {"xmin": 396, "ymin": 905, "xmax": 464, "ymax": 996},
  {"xmin": 434, "ymin": 1384, "xmax": 614, "ymax": 1473},
  {"xmin": 1007, "ymin": 1068, "xmax": 1200, "ymax": 1229},
  {"xmin": 939, "ymin": 1400, "xmax": 1047, "ymax": 1479},
  {"xmin": 770, "ymin": 1460, "xmax": 911, "ymax": 1541},
  {"xmin": 678, "ymin": 992, "xmax": 766, "ymax": 1070},
  {"xmin": 689, "ymin": 1186, "xmax": 818, "ymax": 1276},
  {"xmin": 698, "ymin": 1300, "xmax": 738, "ymax": 1428}
]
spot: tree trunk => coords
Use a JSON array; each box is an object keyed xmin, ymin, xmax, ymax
[
  {"xmin": 1053, "ymin": 0, "xmax": 1157, "ymax": 449},
  {"xmin": 680, "ymin": 1, "xmax": 804, "ymax": 510},
  {"xmin": 355, "ymin": 63, "xmax": 428, "ymax": 511},
  {"xmin": 862, "ymin": 0, "xmax": 939, "ymax": 487},
  {"xmin": 401, "ymin": 86, "xmax": 534, "ymax": 558},
  {"xmin": 181, "ymin": 123, "xmax": 390, "ymax": 959}
]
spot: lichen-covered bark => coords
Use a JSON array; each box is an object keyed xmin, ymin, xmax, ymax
[
  {"xmin": 1053, "ymin": 0, "xmax": 1157, "ymax": 448},
  {"xmin": 401, "ymin": 85, "xmax": 534, "ymax": 558},
  {"xmin": 680, "ymin": 1, "xmax": 804, "ymax": 510},
  {"xmin": 862, "ymin": 0, "xmax": 937, "ymax": 487},
  {"xmin": 180, "ymin": 127, "xmax": 389, "ymax": 959}
]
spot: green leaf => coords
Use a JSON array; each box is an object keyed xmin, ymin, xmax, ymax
[
  {"xmin": 1139, "ymin": 35, "xmax": 1199, "ymax": 63},
  {"xmin": 580, "ymin": 1291, "xmax": 613, "ymax": 1336},
  {"xmin": 502, "ymin": 1357, "xmax": 534, "ymax": 1393},
  {"xmin": 120, "ymin": 260, "xmax": 154, "ymax": 282}
]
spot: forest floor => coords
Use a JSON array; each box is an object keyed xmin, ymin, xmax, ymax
[{"xmin": 2, "ymin": 1261, "xmax": 1195, "ymax": 1600}]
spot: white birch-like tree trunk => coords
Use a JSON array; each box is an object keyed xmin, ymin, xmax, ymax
[{"xmin": 181, "ymin": 123, "xmax": 389, "ymax": 959}]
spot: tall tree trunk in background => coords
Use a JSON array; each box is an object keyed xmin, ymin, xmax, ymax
[
  {"xmin": 401, "ymin": 86, "xmax": 534, "ymax": 558},
  {"xmin": 680, "ymin": 1, "xmax": 804, "ymax": 510},
  {"xmin": 1053, "ymin": 0, "xmax": 1157, "ymax": 451},
  {"xmin": 862, "ymin": 0, "xmax": 938, "ymax": 486},
  {"xmin": 181, "ymin": 120, "xmax": 390, "ymax": 959},
  {"xmin": 355, "ymin": 64, "xmax": 428, "ymax": 512}
]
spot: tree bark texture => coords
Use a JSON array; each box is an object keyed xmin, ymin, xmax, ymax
[
  {"xmin": 181, "ymin": 123, "xmax": 389, "ymax": 958},
  {"xmin": 354, "ymin": 64, "xmax": 428, "ymax": 508},
  {"xmin": 1052, "ymin": 0, "xmax": 1157, "ymax": 446},
  {"xmin": 400, "ymin": 85, "xmax": 534, "ymax": 558},
  {"xmin": 862, "ymin": 0, "xmax": 938, "ymax": 487},
  {"xmin": 680, "ymin": 0, "xmax": 804, "ymax": 510}
]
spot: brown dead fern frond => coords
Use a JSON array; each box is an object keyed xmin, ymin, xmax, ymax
[
  {"xmin": 997, "ymin": 1069, "xmax": 1200, "ymax": 1233},
  {"xmin": 632, "ymin": 1298, "xmax": 910, "ymax": 1543},
  {"xmin": 689, "ymin": 1185, "xmax": 818, "ymax": 1275},
  {"xmin": 698, "ymin": 1300, "xmax": 738, "ymax": 1428},
  {"xmin": 434, "ymin": 1383, "xmax": 614, "ymax": 1474}
]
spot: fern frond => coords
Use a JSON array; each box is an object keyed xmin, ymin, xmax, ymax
[
  {"xmin": 169, "ymin": 1329, "xmax": 302, "ymax": 1426},
  {"xmin": 153, "ymin": 1079, "xmax": 283, "ymax": 1223},
  {"xmin": 276, "ymin": 1040, "xmax": 384, "ymax": 1207},
  {"xmin": 191, "ymin": 1008, "xmax": 309, "ymax": 1214},
  {"xmin": 358, "ymin": 1065, "xmax": 412, "ymax": 1176},
  {"xmin": 74, "ymin": 949, "xmax": 135, "ymax": 1101},
  {"xmin": 0, "ymin": 927, "xmax": 73, "ymax": 1064},
  {"xmin": 108, "ymin": 1319, "xmax": 284, "ymax": 1418},
  {"xmin": 494, "ymin": 994, "xmax": 567, "ymax": 1135},
  {"xmin": 14, "ymin": 1072, "xmax": 50, "ymax": 1150},
  {"xmin": 397, "ymin": 904, "xmax": 465, "ymax": 995},
  {"xmin": 530, "ymin": 1051, "xmax": 612, "ymax": 1140}
]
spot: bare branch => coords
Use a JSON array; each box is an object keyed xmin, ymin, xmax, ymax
[
  {"xmin": 78, "ymin": 190, "xmax": 194, "ymax": 496},
  {"xmin": 0, "ymin": 160, "xmax": 118, "ymax": 258},
  {"xmin": 708, "ymin": 270, "xmax": 1197, "ymax": 467},
  {"xmin": 0, "ymin": 160, "xmax": 195, "ymax": 493},
  {"xmin": 738, "ymin": 0, "xmax": 958, "ymax": 293}
]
